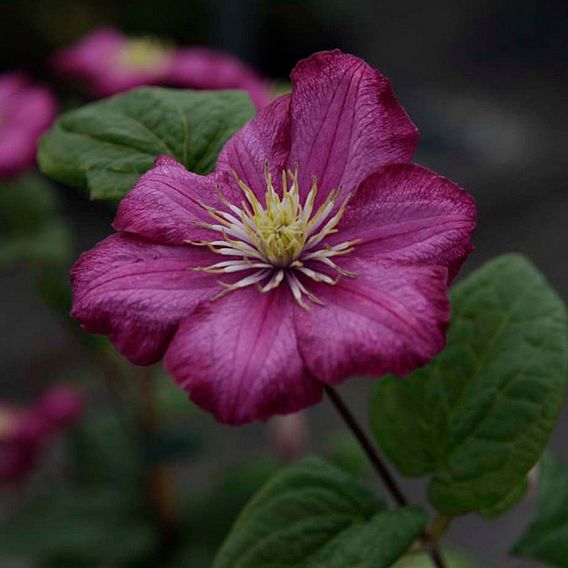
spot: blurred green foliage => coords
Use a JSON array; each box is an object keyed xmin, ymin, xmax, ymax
[{"xmin": 0, "ymin": 173, "xmax": 71, "ymax": 268}]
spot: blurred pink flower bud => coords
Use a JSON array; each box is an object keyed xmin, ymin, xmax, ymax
[
  {"xmin": 38, "ymin": 385, "xmax": 85, "ymax": 430},
  {"xmin": 12, "ymin": 410, "xmax": 51, "ymax": 446},
  {"xmin": 0, "ymin": 73, "xmax": 57, "ymax": 179},
  {"xmin": 269, "ymin": 413, "xmax": 310, "ymax": 463},
  {"xmin": 0, "ymin": 386, "xmax": 84, "ymax": 485}
]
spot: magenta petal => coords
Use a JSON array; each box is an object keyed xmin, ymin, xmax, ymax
[
  {"xmin": 52, "ymin": 28, "xmax": 126, "ymax": 96},
  {"xmin": 114, "ymin": 157, "xmax": 238, "ymax": 244},
  {"xmin": 335, "ymin": 164, "xmax": 476, "ymax": 279},
  {"xmin": 53, "ymin": 28, "xmax": 122, "ymax": 74},
  {"xmin": 165, "ymin": 286, "xmax": 322, "ymax": 425},
  {"xmin": 0, "ymin": 73, "xmax": 57, "ymax": 178},
  {"xmin": 168, "ymin": 47, "xmax": 271, "ymax": 109},
  {"xmin": 71, "ymin": 233, "xmax": 219, "ymax": 365},
  {"xmin": 294, "ymin": 258, "xmax": 450, "ymax": 384},
  {"xmin": 217, "ymin": 95, "xmax": 291, "ymax": 197},
  {"xmin": 288, "ymin": 50, "xmax": 418, "ymax": 202}
]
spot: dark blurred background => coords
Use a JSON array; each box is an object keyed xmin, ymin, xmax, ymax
[{"xmin": 1, "ymin": 1, "xmax": 568, "ymax": 566}]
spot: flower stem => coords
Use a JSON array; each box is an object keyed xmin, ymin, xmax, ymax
[
  {"xmin": 429, "ymin": 514, "xmax": 453, "ymax": 540},
  {"xmin": 324, "ymin": 385, "xmax": 446, "ymax": 568},
  {"xmin": 324, "ymin": 384, "xmax": 407, "ymax": 505}
]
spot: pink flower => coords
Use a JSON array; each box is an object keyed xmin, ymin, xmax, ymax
[
  {"xmin": 53, "ymin": 28, "xmax": 173, "ymax": 98},
  {"xmin": 168, "ymin": 47, "xmax": 270, "ymax": 110},
  {"xmin": 53, "ymin": 27, "xmax": 270, "ymax": 108},
  {"xmin": 0, "ymin": 73, "xmax": 57, "ymax": 179},
  {"xmin": 0, "ymin": 386, "xmax": 84, "ymax": 484},
  {"xmin": 37, "ymin": 385, "xmax": 85, "ymax": 429},
  {"xmin": 71, "ymin": 51, "xmax": 476, "ymax": 425}
]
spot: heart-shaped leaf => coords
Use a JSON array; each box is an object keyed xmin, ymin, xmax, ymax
[
  {"xmin": 38, "ymin": 87, "xmax": 255, "ymax": 200},
  {"xmin": 214, "ymin": 457, "xmax": 426, "ymax": 568},
  {"xmin": 371, "ymin": 254, "xmax": 568, "ymax": 516}
]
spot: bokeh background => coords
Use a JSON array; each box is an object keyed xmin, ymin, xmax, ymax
[{"xmin": 1, "ymin": 1, "xmax": 567, "ymax": 566}]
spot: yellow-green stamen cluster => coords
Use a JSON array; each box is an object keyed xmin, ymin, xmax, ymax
[
  {"xmin": 117, "ymin": 38, "xmax": 171, "ymax": 72},
  {"xmin": 188, "ymin": 163, "xmax": 359, "ymax": 309}
]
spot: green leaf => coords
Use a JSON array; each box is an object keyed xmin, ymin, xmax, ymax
[
  {"xmin": 38, "ymin": 87, "xmax": 255, "ymax": 200},
  {"xmin": 479, "ymin": 475, "xmax": 529, "ymax": 518},
  {"xmin": 512, "ymin": 451, "xmax": 568, "ymax": 567},
  {"xmin": 0, "ymin": 173, "xmax": 71, "ymax": 267},
  {"xmin": 371, "ymin": 254, "xmax": 568, "ymax": 516},
  {"xmin": 214, "ymin": 457, "xmax": 426, "ymax": 568},
  {"xmin": 0, "ymin": 487, "xmax": 156, "ymax": 565}
]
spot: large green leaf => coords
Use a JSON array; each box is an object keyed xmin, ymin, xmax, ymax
[
  {"xmin": 214, "ymin": 457, "xmax": 426, "ymax": 568},
  {"xmin": 371, "ymin": 254, "xmax": 568, "ymax": 516},
  {"xmin": 38, "ymin": 87, "xmax": 255, "ymax": 200},
  {"xmin": 0, "ymin": 173, "xmax": 71, "ymax": 267},
  {"xmin": 512, "ymin": 451, "xmax": 568, "ymax": 567}
]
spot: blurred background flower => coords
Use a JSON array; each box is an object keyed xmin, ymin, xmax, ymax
[
  {"xmin": 0, "ymin": 73, "xmax": 56, "ymax": 179},
  {"xmin": 0, "ymin": 385, "xmax": 83, "ymax": 484},
  {"xmin": 53, "ymin": 27, "xmax": 270, "ymax": 107}
]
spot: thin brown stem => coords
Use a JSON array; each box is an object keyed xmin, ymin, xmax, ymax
[
  {"xmin": 324, "ymin": 384, "xmax": 407, "ymax": 506},
  {"xmin": 429, "ymin": 514, "xmax": 453, "ymax": 540},
  {"xmin": 324, "ymin": 385, "xmax": 446, "ymax": 568}
]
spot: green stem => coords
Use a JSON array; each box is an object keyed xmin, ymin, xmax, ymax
[{"xmin": 324, "ymin": 385, "xmax": 447, "ymax": 568}]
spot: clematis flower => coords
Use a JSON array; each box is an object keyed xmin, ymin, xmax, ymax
[
  {"xmin": 71, "ymin": 50, "xmax": 476, "ymax": 425},
  {"xmin": 53, "ymin": 27, "xmax": 270, "ymax": 108},
  {"xmin": 0, "ymin": 386, "xmax": 84, "ymax": 484},
  {"xmin": 0, "ymin": 73, "xmax": 57, "ymax": 179}
]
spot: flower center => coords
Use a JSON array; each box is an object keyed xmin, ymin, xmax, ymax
[
  {"xmin": 244, "ymin": 169, "xmax": 309, "ymax": 267},
  {"xmin": 116, "ymin": 38, "xmax": 171, "ymax": 72},
  {"xmin": 188, "ymin": 164, "xmax": 359, "ymax": 309}
]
